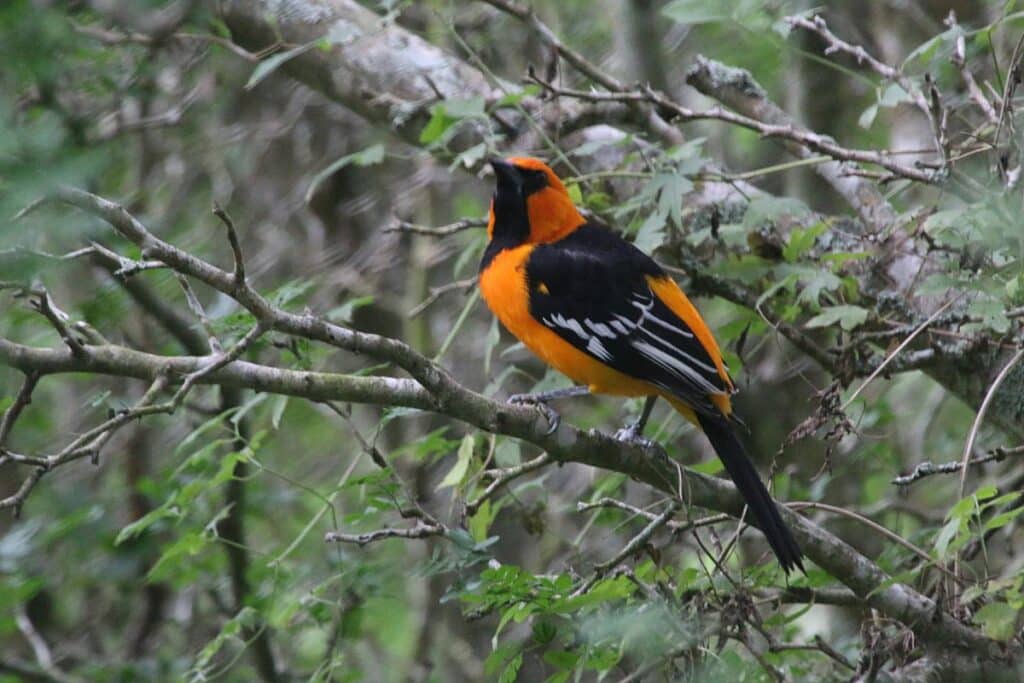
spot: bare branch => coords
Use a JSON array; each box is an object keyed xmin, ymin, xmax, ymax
[
  {"xmin": 89, "ymin": 241, "xmax": 167, "ymax": 278},
  {"xmin": 478, "ymin": 0, "xmax": 684, "ymax": 145},
  {"xmin": 892, "ymin": 446, "xmax": 1020, "ymax": 486},
  {"xmin": 213, "ymin": 203, "xmax": 246, "ymax": 287},
  {"xmin": 0, "ymin": 339, "xmax": 435, "ymax": 411},
  {"xmin": 175, "ymin": 274, "xmax": 224, "ymax": 353},
  {"xmin": 786, "ymin": 15, "xmax": 931, "ymax": 117},
  {"xmin": 0, "ymin": 371, "xmax": 40, "ymax": 447},
  {"xmin": 949, "ymin": 16, "xmax": 999, "ymax": 125},
  {"xmin": 957, "ymin": 346, "xmax": 1024, "ymax": 498},
  {"xmin": 576, "ymin": 496, "xmax": 734, "ymax": 536},
  {"xmin": 683, "ymin": 56, "xmax": 903, "ymax": 227},
  {"xmin": 465, "ymin": 452, "xmax": 552, "ymax": 515},
  {"xmin": 384, "ymin": 217, "xmax": 487, "ymax": 237},
  {"xmin": 841, "ymin": 295, "xmax": 962, "ymax": 412},
  {"xmin": 0, "ymin": 467, "xmax": 46, "ymax": 519},
  {"xmin": 572, "ymin": 500, "xmax": 681, "ymax": 597},
  {"xmin": 73, "ymin": 21, "xmax": 261, "ymax": 62},
  {"xmin": 409, "ymin": 276, "xmax": 478, "ymax": 318},
  {"xmin": 26, "ymin": 288, "xmax": 85, "ymax": 357},
  {"xmin": 325, "ymin": 521, "xmax": 446, "ymax": 546}
]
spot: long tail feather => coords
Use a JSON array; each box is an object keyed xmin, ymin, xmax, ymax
[{"xmin": 697, "ymin": 413, "xmax": 804, "ymax": 574}]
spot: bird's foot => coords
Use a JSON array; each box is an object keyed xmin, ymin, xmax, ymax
[
  {"xmin": 613, "ymin": 421, "xmax": 656, "ymax": 450},
  {"xmin": 508, "ymin": 393, "xmax": 561, "ymax": 435}
]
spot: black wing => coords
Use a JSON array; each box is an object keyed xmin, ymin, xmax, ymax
[{"xmin": 525, "ymin": 223, "xmax": 729, "ymax": 415}]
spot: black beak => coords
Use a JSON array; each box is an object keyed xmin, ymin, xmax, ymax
[{"xmin": 488, "ymin": 157, "xmax": 520, "ymax": 186}]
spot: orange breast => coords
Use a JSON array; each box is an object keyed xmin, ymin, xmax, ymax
[{"xmin": 479, "ymin": 246, "xmax": 654, "ymax": 397}]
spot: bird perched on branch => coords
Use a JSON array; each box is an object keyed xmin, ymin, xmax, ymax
[{"xmin": 478, "ymin": 156, "xmax": 804, "ymax": 573}]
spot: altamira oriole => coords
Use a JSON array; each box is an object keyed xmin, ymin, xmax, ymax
[{"xmin": 478, "ymin": 156, "xmax": 804, "ymax": 573}]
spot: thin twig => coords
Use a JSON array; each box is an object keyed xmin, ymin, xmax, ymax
[
  {"xmin": 576, "ymin": 497, "xmax": 732, "ymax": 535},
  {"xmin": 90, "ymin": 241, "xmax": 167, "ymax": 278},
  {"xmin": 25, "ymin": 289, "xmax": 85, "ymax": 357},
  {"xmin": 384, "ymin": 217, "xmax": 487, "ymax": 237},
  {"xmin": 175, "ymin": 274, "xmax": 224, "ymax": 353},
  {"xmin": 213, "ymin": 203, "xmax": 246, "ymax": 286},
  {"xmin": 786, "ymin": 15, "xmax": 935, "ymax": 125},
  {"xmin": 0, "ymin": 371, "xmax": 40, "ymax": 446},
  {"xmin": 790, "ymin": 501, "xmax": 964, "ymax": 584},
  {"xmin": 73, "ymin": 22, "xmax": 261, "ymax": 62},
  {"xmin": 953, "ymin": 345, "xmax": 1024, "ymax": 581},
  {"xmin": 949, "ymin": 17, "xmax": 999, "ymax": 125},
  {"xmin": 957, "ymin": 346, "xmax": 1024, "ymax": 500},
  {"xmin": 409, "ymin": 276, "xmax": 478, "ymax": 318},
  {"xmin": 324, "ymin": 521, "xmax": 445, "ymax": 545},
  {"xmin": 841, "ymin": 294, "xmax": 961, "ymax": 412},
  {"xmin": 466, "ymin": 452, "xmax": 552, "ymax": 515},
  {"xmin": 892, "ymin": 447, "xmax": 1020, "ymax": 486},
  {"xmin": 572, "ymin": 500, "xmax": 681, "ymax": 597}
]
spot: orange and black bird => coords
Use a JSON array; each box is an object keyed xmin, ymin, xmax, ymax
[{"xmin": 479, "ymin": 156, "xmax": 804, "ymax": 573}]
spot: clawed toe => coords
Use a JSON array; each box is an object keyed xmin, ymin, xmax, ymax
[
  {"xmin": 613, "ymin": 426, "xmax": 655, "ymax": 450},
  {"xmin": 508, "ymin": 394, "xmax": 561, "ymax": 435}
]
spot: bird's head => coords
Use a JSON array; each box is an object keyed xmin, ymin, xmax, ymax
[{"xmin": 487, "ymin": 157, "xmax": 585, "ymax": 245}]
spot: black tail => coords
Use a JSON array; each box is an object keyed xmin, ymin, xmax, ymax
[{"xmin": 697, "ymin": 413, "xmax": 804, "ymax": 574}]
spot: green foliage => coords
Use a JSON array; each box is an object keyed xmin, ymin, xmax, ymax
[{"xmin": 3, "ymin": 0, "xmax": 1024, "ymax": 681}]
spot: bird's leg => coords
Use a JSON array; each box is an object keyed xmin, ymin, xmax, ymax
[
  {"xmin": 507, "ymin": 385, "xmax": 590, "ymax": 435},
  {"xmin": 614, "ymin": 396, "xmax": 657, "ymax": 449}
]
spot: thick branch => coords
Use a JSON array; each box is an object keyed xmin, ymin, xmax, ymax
[
  {"xmin": 0, "ymin": 339, "xmax": 435, "ymax": 410},
  {"xmin": 684, "ymin": 55, "xmax": 898, "ymax": 230},
  {"xmin": 0, "ymin": 334, "xmax": 1001, "ymax": 654}
]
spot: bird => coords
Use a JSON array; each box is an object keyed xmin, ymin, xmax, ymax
[{"xmin": 478, "ymin": 156, "xmax": 804, "ymax": 574}]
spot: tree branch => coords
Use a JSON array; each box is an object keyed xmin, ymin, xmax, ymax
[{"xmin": 0, "ymin": 331, "xmax": 999, "ymax": 653}]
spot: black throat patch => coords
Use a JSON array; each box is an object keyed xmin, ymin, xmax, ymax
[{"xmin": 480, "ymin": 167, "xmax": 548, "ymax": 272}]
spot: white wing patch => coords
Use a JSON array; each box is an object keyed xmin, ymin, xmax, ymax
[
  {"xmin": 630, "ymin": 340, "xmax": 721, "ymax": 394},
  {"xmin": 584, "ymin": 319, "xmax": 616, "ymax": 338},
  {"xmin": 587, "ymin": 336, "xmax": 612, "ymax": 361},
  {"xmin": 549, "ymin": 313, "xmax": 588, "ymax": 340},
  {"xmin": 637, "ymin": 325, "xmax": 718, "ymax": 374},
  {"xmin": 539, "ymin": 288, "xmax": 722, "ymax": 396}
]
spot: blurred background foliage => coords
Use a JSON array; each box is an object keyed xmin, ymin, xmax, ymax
[{"xmin": 1, "ymin": 0, "xmax": 1023, "ymax": 681}]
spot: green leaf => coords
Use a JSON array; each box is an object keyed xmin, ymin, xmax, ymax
[
  {"xmin": 245, "ymin": 42, "xmax": 317, "ymax": 90},
  {"xmin": 805, "ymin": 305, "xmax": 869, "ymax": 331},
  {"xmin": 974, "ymin": 602, "xmax": 1019, "ymax": 641},
  {"xmin": 469, "ymin": 499, "xmax": 497, "ymax": 543},
  {"xmin": 858, "ymin": 103, "xmax": 879, "ymax": 129},
  {"xmin": 633, "ymin": 211, "xmax": 666, "ymax": 253},
  {"xmin": 532, "ymin": 620, "xmax": 558, "ymax": 645},
  {"xmin": 934, "ymin": 517, "xmax": 962, "ymax": 558},
  {"xmin": 662, "ymin": 0, "xmax": 732, "ymax": 24},
  {"xmin": 327, "ymin": 295, "xmax": 375, "ymax": 323},
  {"xmin": 438, "ymin": 434, "xmax": 475, "ymax": 489},
  {"xmin": 543, "ymin": 649, "xmax": 579, "ymax": 669},
  {"xmin": 967, "ymin": 298, "xmax": 1011, "ymax": 334},
  {"xmin": 742, "ymin": 196, "xmax": 812, "ymax": 231},
  {"xmin": 419, "ymin": 105, "xmax": 453, "ymax": 145},
  {"xmin": 495, "ymin": 85, "xmax": 540, "ymax": 106},
  {"xmin": 484, "ymin": 644, "xmax": 520, "ymax": 679},
  {"xmin": 984, "ymin": 507, "xmax": 1024, "ymax": 532},
  {"xmin": 452, "ymin": 142, "xmax": 487, "ymax": 170},
  {"xmin": 444, "ymin": 97, "xmax": 485, "ymax": 118},
  {"xmin": 783, "ymin": 222, "xmax": 825, "ymax": 262},
  {"xmin": 306, "ymin": 145, "xmax": 386, "ymax": 202},
  {"xmin": 566, "ymin": 183, "xmax": 583, "ymax": 205},
  {"xmin": 498, "ymin": 653, "xmax": 522, "ymax": 683},
  {"xmin": 419, "ymin": 98, "xmax": 485, "ymax": 147},
  {"xmin": 270, "ymin": 394, "xmax": 288, "ymax": 430},
  {"xmin": 115, "ymin": 505, "xmax": 177, "ymax": 545}
]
